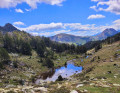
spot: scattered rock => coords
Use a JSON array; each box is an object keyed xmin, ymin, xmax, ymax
[
  {"xmin": 110, "ymin": 58, "xmax": 114, "ymax": 62},
  {"xmin": 33, "ymin": 87, "xmax": 47, "ymax": 93},
  {"xmin": 90, "ymin": 83, "xmax": 95, "ymax": 86},
  {"xmin": 93, "ymin": 78, "xmax": 98, "ymax": 81},
  {"xmin": 102, "ymin": 85, "xmax": 110, "ymax": 88},
  {"xmin": 76, "ymin": 84, "xmax": 84, "ymax": 88},
  {"xmin": 113, "ymin": 84, "xmax": 120, "ymax": 87},
  {"xmin": 5, "ymin": 84, "xmax": 16, "ymax": 88},
  {"xmin": 65, "ymin": 82, "xmax": 68, "ymax": 85},
  {"xmin": 70, "ymin": 90, "xmax": 78, "ymax": 93},
  {"xmin": 57, "ymin": 83, "xmax": 62, "ymax": 88},
  {"xmin": 83, "ymin": 89, "xmax": 88, "ymax": 92}
]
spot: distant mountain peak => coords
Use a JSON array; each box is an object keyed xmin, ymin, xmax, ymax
[
  {"xmin": 103, "ymin": 28, "xmax": 117, "ymax": 32},
  {"xmin": 102, "ymin": 28, "xmax": 118, "ymax": 35},
  {"xmin": 94, "ymin": 28, "xmax": 118, "ymax": 40},
  {"xmin": 4, "ymin": 23, "xmax": 13, "ymax": 27},
  {"xmin": 50, "ymin": 28, "xmax": 119, "ymax": 45},
  {"xmin": 0, "ymin": 23, "xmax": 19, "ymax": 33},
  {"xmin": 105, "ymin": 28, "xmax": 114, "ymax": 30}
]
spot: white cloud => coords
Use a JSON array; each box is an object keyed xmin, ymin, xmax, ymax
[
  {"xmin": 0, "ymin": 0, "xmax": 65, "ymax": 9},
  {"xmin": 64, "ymin": 23, "xmax": 94, "ymax": 31},
  {"xmin": 13, "ymin": 21, "xmax": 25, "ymax": 26},
  {"xmin": 19, "ymin": 22, "xmax": 63, "ymax": 31},
  {"xmin": 25, "ymin": 9, "xmax": 31, "ymax": 11},
  {"xmin": 91, "ymin": 0, "xmax": 98, "ymax": 2},
  {"xmin": 15, "ymin": 9, "xmax": 24, "ymax": 13},
  {"xmin": 54, "ymin": 30, "xmax": 70, "ymax": 34},
  {"xmin": 17, "ymin": 19, "xmax": 120, "ymax": 36},
  {"xmin": 113, "ymin": 19, "xmax": 120, "ymax": 24},
  {"xmin": 90, "ymin": 6, "xmax": 97, "ymax": 11},
  {"xmin": 112, "ymin": 19, "xmax": 120, "ymax": 30},
  {"xmin": 91, "ymin": 0, "xmax": 120, "ymax": 15},
  {"xmin": 39, "ymin": 30, "xmax": 70, "ymax": 36},
  {"xmin": 30, "ymin": 30, "xmax": 69, "ymax": 36},
  {"xmin": 87, "ymin": 14, "xmax": 105, "ymax": 19},
  {"xmin": 30, "ymin": 32, "xmax": 39, "ymax": 36}
]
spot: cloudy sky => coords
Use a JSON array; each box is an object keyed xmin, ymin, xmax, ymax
[{"xmin": 0, "ymin": 0, "xmax": 120, "ymax": 36}]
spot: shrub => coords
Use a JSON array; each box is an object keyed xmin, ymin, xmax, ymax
[
  {"xmin": 95, "ymin": 44, "xmax": 102, "ymax": 52},
  {"xmin": 56, "ymin": 75, "xmax": 63, "ymax": 81},
  {"xmin": 0, "ymin": 48, "xmax": 10, "ymax": 66},
  {"xmin": 43, "ymin": 58, "xmax": 54, "ymax": 68},
  {"xmin": 21, "ymin": 42, "xmax": 32, "ymax": 55}
]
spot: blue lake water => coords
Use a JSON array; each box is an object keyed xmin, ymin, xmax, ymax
[{"xmin": 36, "ymin": 62, "xmax": 82, "ymax": 83}]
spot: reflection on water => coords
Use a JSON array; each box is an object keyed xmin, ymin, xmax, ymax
[
  {"xmin": 36, "ymin": 62, "xmax": 82, "ymax": 83},
  {"xmin": 39, "ymin": 69, "xmax": 55, "ymax": 80}
]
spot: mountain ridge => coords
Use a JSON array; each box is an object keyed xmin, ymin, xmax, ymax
[
  {"xmin": 50, "ymin": 33, "xmax": 92, "ymax": 45},
  {"xmin": 50, "ymin": 28, "xmax": 119, "ymax": 45},
  {"xmin": 93, "ymin": 28, "xmax": 119, "ymax": 40},
  {"xmin": 0, "ymin": 23, "xmax": 119, "ymax": 45}
]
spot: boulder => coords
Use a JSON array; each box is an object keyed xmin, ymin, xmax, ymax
[
  {"xmin": 90, "ymin": 83, "xmax": 95, "ymax": 86},
  {"xmin": 113, "ymin": 84, "xmax": 120, "ymax": 87},
  {"xmin": 70, "ymin": 90, "xmax": 78, "ymax": 93},
  {"xmin": 110, "ymin": 58, "xmax": 114, "ymax": 62},
  {"xmin": 76, "ymin": 84, "xmax": 84, "ymax": 88},
  {"xmin": 83, "ymin": 89, "xmax": 88, "ymax": 92},
  {"xmin": 57, "ymin": 83, "xmax": 62, "ymax": 88},
  {"xmin": 33, "ymin": 87, "xmax": 47, "ymax": 93},
  {"xmin": 102, "ymin": 85, "xmax": 110, "ymax": 88},
  {"xmin": 5, "ymin": 84, "xmax": 16, "ymax": 88}
]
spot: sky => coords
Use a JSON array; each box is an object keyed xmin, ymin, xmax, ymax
[{"xmin": 0, "ymin": 0, "xmax": 120, "ymax": 37}]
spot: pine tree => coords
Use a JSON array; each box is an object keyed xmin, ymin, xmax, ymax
[
  {"xmin": 95, "ymin": 44, "xmax": 102, "ymax": 52},
  {"xmin": 21, "ymin": 41, "xmax": 32, "ymax": 55},
  {"xmin": 36, "ymin": 40, "xmax": 46, "ymax": 57},
  {"xmin": 43, "ymin": 58, "xmax": 54, "ymax": 68},
  {"xmin": 4, "ymin": 33, "xmax": 14, "ymax": 52}
]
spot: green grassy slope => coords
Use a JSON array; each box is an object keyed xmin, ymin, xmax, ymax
[{"xmin": 48, "ymin": 41, "xmax": 120, "ymax": 93}]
